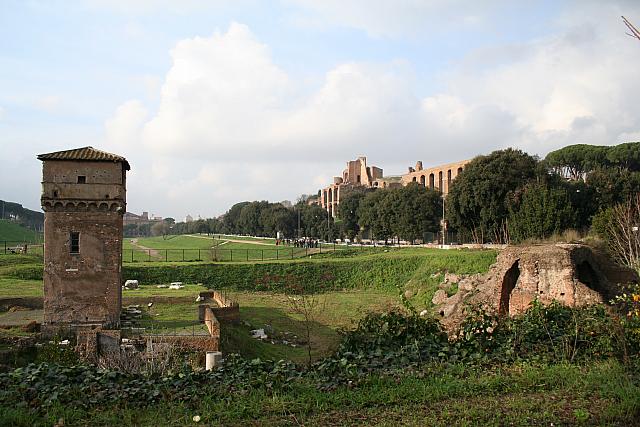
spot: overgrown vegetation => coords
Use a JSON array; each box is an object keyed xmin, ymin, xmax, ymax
[{"xmin": 1, "ymin": 302, "xmax": 638, "ymax": 425}]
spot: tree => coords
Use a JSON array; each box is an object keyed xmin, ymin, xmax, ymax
[
  {"xmin": 358, "ymin": 189, "xmax": 393, "ymax": 242},
  {"xmin": 222, "ymin": 202, "xmax": 250, "ymax": 234},
  {"xmin": 260, "ymin": 204, "xmax": 296, "ymax": 237},
  {"xmin": 337, "ymin": 190, "xmax": 368, "ymax": 240},
  {"xmin": 447, "ymin": 148, "xmax": 538, "ymax": 243},
  {"xmin": 237, "ymin": 201, "xmax": 269, "ymax": 236},
  {"xmin": 507, "ymin": 182, "xmax": 576, "ymax": 242},
  {"xmin": 394, "ymin": 183, "xmax": 442, "ymax": 242},
  {"xmin": 605, "ymin": 142, "xmax": 640, "ymax": 172},
  {"xmin": 284, "ymin": 282, "xmax": 325, "ymax": 367},
  {"xmin": 586, "ymin": 167, "xmax": 640, "ymax": 213},
  {"xmin": 602, "ymin": 194, "xmax": 640, "ymax": 271},
  {"xmin": 298, "ymin": 203, "xmax": 330, "ymax": 239},
  {"xmin": 544, "ymin": 144, "xmax": 609, "ymax": 180}
]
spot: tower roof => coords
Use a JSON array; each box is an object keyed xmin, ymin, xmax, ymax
[{"xmin": 37, "ymin": 146, "xmax": 130, "ymax": 170}]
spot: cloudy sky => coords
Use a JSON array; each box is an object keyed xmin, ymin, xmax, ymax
[{"xmin": 2, "ymin": 1, "xmax": 640, "ymax": 220}]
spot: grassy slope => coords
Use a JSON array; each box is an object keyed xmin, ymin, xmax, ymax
[
  {"xmin": 0, "ymin": 220, "xmax": 40, "ymax": 242},
  {"xmin": 0, "ymin": 249, "xmax": 495, "ymax": 361}
]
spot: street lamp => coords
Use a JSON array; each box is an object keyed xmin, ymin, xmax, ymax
[{"xmin": 441, "ymin": 194, "xmax": 447, "ymax": 247}]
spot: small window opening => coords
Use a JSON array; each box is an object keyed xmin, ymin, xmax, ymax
[
  {"xmin": 53, "ymin": 190, "xmax": 58, "ymax": 197},
  {"xmin": 77, "ymin": 176, "xmax": 86, "ymax": 184},
  {"xmin": 70, "ymin": 232, "xmax": 80, "ymax": 254},
  {"xmin": 357, "ymin": 175, "xmax": 361, "ymax": 183}
]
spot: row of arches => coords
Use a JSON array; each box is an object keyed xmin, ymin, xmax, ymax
[
  {"xmin": 410, "ymin": 167, "xmax": 463, "ymax": 193},
  {"xmin": 43, "ymin": 200, "xmax": 123, "ymax": 213}
]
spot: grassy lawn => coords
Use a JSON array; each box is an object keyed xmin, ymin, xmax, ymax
[
  {"xmin": 0, "ymin": 278, "xmax": 42, "ymax": 297},
  {"xmin": 222, "ymin": 290, "xmax": 400, "ymax": 362},
  {"xmin": 0, "ymin": 220, "xmax": 42, "ymax": 243}
]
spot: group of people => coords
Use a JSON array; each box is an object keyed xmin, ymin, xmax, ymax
[{"xmin": 275, "ymin": 238, "xmax": 320, "ymax": 248}]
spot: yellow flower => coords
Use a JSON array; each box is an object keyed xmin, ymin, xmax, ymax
[{"xmin": 632, "ymin": 294, "xmax": 640, "ymax": 302}]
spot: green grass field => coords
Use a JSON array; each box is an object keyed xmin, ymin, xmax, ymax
[
  {"xmin": 1, "ymin": 246, "xmax": 639, "ymax": 426},
  {"xmin": 0, "ymin": 247, "xmax": 494, "ymax": 362},
  {"xmin": 0, "ymin": 220, "xmax": 42, "ymax": 243}
]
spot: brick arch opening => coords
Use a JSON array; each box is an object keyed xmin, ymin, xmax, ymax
[
  {"xmin": 420, "ymin": 175, "xmax": 425, "ymax": 186},
  {"xmin": 429, "ymin": 173, "xmax": 435, "ymax": 189},
  {"xmin": 575, "ymin": 260, "xmax": 605, "ymax": 296},
  {"xmin": 499, "ymin": 260, "xmax": 520, "ymax": 316}
]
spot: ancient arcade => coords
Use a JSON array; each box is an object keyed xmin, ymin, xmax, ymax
[{"xmin": 38, "ymin": 147, "xmax": 129, "ymax": 332}]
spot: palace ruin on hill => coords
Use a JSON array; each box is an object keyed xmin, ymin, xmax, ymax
[{"xmin": 319, "ymin": 156, "xmax": 470, "ymax": 217}]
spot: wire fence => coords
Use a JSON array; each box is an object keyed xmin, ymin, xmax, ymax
[
  {"xmin": 1, "ymin": 241, "xmax": 44, "ymax": 256},
  {"xmin": 122, "ymin": 243, "xmax": 366, "ymax": 263},
  {"xmin": 1, "ymin": 231, "xmax": 476, "ymax": 262}
]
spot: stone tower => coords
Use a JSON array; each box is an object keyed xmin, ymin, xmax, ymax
[{"xmin": 38, "ymin": 147, "xmax": 129, "ymax": 331}]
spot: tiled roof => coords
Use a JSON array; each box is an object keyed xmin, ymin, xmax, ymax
[{"xmin": 37, "ymin": 146, "xmax": 130, "ymax": 170}]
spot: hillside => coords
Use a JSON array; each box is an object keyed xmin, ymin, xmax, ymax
[
  {"xmin": 0, "ymin": 200, "xmax": 43, "ymax": 230},
  {"xmin": 0, "ymin": 220, "xmax": 41, "ymax": 242}
]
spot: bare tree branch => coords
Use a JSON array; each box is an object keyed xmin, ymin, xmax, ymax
[{"xmin": 622, "ymin": 16, "xmax": 640, "ymax": 41}]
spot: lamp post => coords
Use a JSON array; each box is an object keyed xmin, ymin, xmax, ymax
[{"xmin": 441, "ymin": 194, "xmax": 446, "ymax": 247}]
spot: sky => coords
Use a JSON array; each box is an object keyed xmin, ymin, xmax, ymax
[{"xmin": 1, "ymin": 0, "xmax": 640, "ymax": 220}]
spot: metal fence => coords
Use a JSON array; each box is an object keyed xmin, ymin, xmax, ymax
[{"xmin": 121, "ymin": 243, "xmax": 372, "ymax": 263}]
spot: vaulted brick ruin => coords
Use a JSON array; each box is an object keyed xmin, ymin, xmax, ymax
[{"xmin": 433, "ymin": 244, "xmax": 639, "ymax": 333}]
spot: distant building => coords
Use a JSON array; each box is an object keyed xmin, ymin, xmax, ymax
[
  {"xmin": 123, "ymin": 211, "xmax": 162, "ymax": 226},
  {"xmin": 185, "ymin": 214, "xmax": 194, "ymax": 223},
  {"xmin": 318, "ymin": 156, "xmax": 470, "ymax": 217},
  {"xmin": 401, "ymin": 159, "xmax": 470, "ymax": 194},
  {"xmin": 319, "ymin": 156, "xmax": 387, "ymax": 217},
  {"xmin": 38, "ymin": 146, "xmax": 129, "ymax": 332}
]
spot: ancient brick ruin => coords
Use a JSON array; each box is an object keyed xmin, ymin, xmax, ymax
[
  {"xmin": 319, "ymin": 156, "xmax": 470, "ymax": 217},
  {"xmin": 433, "ymin": 244, "xmax": 639, "ymax": 333},
  {"xmin": 38, "ymin": 146, "xmax": 129, "ymax": 332}
]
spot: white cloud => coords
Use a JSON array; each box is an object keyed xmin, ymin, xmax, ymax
[
  {"xmin": 105, "ymin": 99, "xmax": 148, "ymax": 152},
  {"xmin": 286, "ymin": 0, "xmax": 495, "ymax": 38},
  {"xmin": 106, "ymin": 7, "xmax": 640, "ymax": 217}
]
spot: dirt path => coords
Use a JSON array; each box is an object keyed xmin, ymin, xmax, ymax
[
  {"xmin": 187, "ymin": 235, "xmax": 275, "ymax": 246},
  {"xmin": 129, "ymin": 238, "xmax": 161, "ymax": 257}
]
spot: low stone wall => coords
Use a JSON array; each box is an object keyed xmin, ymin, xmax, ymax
[
  {"xmin": 199, "ymin": 290, "xmax": 240, "ymax": 321},
  {"xmin": 0, "ymin": 297, "xmax": 44, "ymax": 310},
  {"xmin": 203, "ymin": 306, "xmax": 221, "ymax": 338}
]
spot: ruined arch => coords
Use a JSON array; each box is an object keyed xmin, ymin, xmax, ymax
[
  {"xmin": 429, "ymin": 173, "xmax": 435, "ymax": 189},
  {"xmin": 412, "ymin": 177, "xmax": 417, "ymax": 182},
  {"xmin": 499, "ymin": 260, "xmax": 520, "ymax": 316},
  {"xmin": 447, "ymin": 169, "xmax": 452, "ymax": 191},
  {"xmin": 438, "ymin": 171, "xmax": 443, "ymax": 191},
  {"xmin": 575, "ymin": 259, "xmax": 607, "ymax": 298},
  {"xmin": 420, "ymin": 175, "xmax": 426, "ymax": 186},
  {"xmin": 457, "ymin": 167, "xmax": 463, "ymax": 175}
]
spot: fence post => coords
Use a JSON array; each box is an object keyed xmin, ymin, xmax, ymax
[
  {"xmin": 165, "ymin": 250, "xmax": 168, "ymax": 262},
  {"xmin": 291, "ymin": 247, "xmax": 293, "ymax": 259},
  {"xmin": 246, "ymin": 249, "xmax": 249, "ymax": 262},
  {"xmin": 148, "ymin": 249, "xmax": 151, "ymax": 262},
  {"xmin": 199, "ymin": 249, "xmax": 201, "ymax": 260},
  {"xmin": 214, "ymin": 248, "xmax": 217, "ymax": 261},
  {"xmin": 182, "ymin": 249, "xmax": 185, "ymax": 262},
  {"xmin": 261, "ymin": 249, "xmax": 264, "ymax": 261},
  {"xmin": 230, "ymin": 250, "xmax": 233, "ymax": 262},
  {"xmin": 131, "ymin": 249, "xmax": 134, "ymax": 262}
]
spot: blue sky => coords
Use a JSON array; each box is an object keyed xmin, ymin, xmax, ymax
[{"xmin": 1, "ymin": 1, "xmax": 639, "ymax": 219}]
